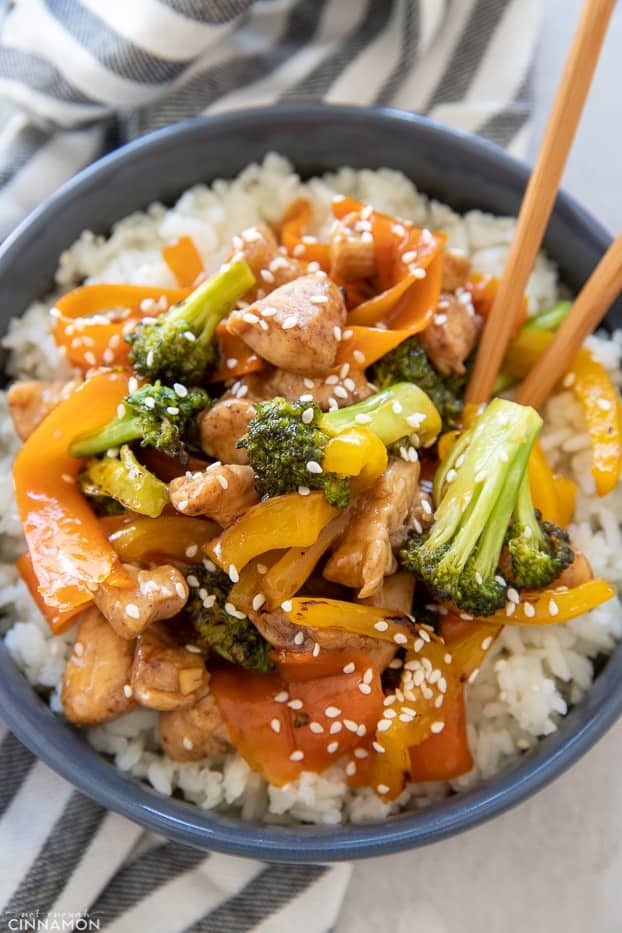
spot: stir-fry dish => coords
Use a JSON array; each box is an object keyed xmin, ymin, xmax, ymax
[{"xmin": 6, "ymin": 188, "xmax": 622, "ymax": 807}]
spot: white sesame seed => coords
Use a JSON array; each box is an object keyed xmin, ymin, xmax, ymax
[
  {"xmin": 252, "ymin": 593, "xmax": 266, "ymax": 611},
  {"xmin": 73, "ymin": 642, "xmax": 84, "ymax": 657},
  {"xmin": 274, "ymin": 691, "xmax": 289, "ymax": 703},
  {"xmin": 393, "ymin": 632, "xmax": 408, "ymax": 645},
  {"xmin": 402, "ymin": 250, "xmax": 417, "ymax": 264},
  {"xmin": 468, "ymin": 668, "xmax": 480, "ymax": 684},
  {"xmin": 345, "ymin": 761, "xmax": 357, "ymax": 777},
  {"xmin": 306, "ymin": 460, "xmax": 323, "ymax": 474},
  {"xmin": 302, "ymin": 408, "xmax": 314, "ymax": 424},
  {"xmin": 384, "ymin": 708, "xmax": 397, "ymax": 719},
  {"xmin": 257, "ymin": 563, "xmax": 268, "ymax": 574},
  {"xmin": 310, "ymin": 294, "xmax": 328, "ymax": 304},
  {"xmin": 228, "ymin": 564, "xmax": 239, "ymax": 583},
  {"xmin": 548, "ymin": 599, "xmax": 559, "ymax": 616},
  {"xmin": 523, "ymin": 601, "xmax": 535, "ymax": 618},
  {"xmin": 376, "ymin": 784, "xmax": 390, "ymax": 795},
  {"xmin": 506, "ymin": 601, "xmax": 516, "ymax": 617},
  {"xmin": 372, "ymin": 741, "xmax": 385, "ymax": 754},
  {"xmin": 475, "ymin": 469, "xmax": 488, "ymax": 483},
  {"xmin": 243, "ymin": 311, "xmax": 260, "ymax": 325},
  {"xmin": 413, "ymin": 638, "xmax": 424, "ymax": 652},
  {"xmin": 303, "ymin": 377, "xmax": 316, "ymax": 389},
  {"xmin": 355, "ymin": 413, "xmax": 372, "ymax": 424},
  {"xmin": 598, "ymin": 398, "xmax": 612, "ymax": 411},
  {"xmin": 288, "ymin": 698, "xmax": 303, "ymax": 710},
  {"xmin": 185, "ymin": 644, "xmax": 201, "ymax": 654},
  {"xmin": 377, "ymin": 719, "xmax": 392, "ymax": 733},
  {"xmin": 186, "ymin": 574, "xmax": 200, "ymax": 588},
  {"xmin": 392, "ymin": 400, "xmax": 403, "ymax": 415},
  {"xmin": 261, "ymin": 306, "xmax": 278, "ymax": 317},
  {"xmin": 430, "ymin": 721, "xmax": 445, "ymax": 734},
  {"xmin": 289, "ymin": 750, "xmax": 304, "ymax": 762},
  {"xmin": 507, "ymin": 587, "xmax": 520, "ymax": 604},
  {"xmin": 353, "ymin": 349, "xmax": 366, "ymax": 364},
  {"xmin": 217, "ymin": 474, "xmax": 229, "ymax": 490},
  {"xmin": 173, "ymin": 383, "xmax": 188, "ymax": 398},
  {"xmin": 412, "ymin": 268, "xmax": 426, "ymax": 280},
  {"xmin": 327, "ymin": 741, "xmax": 339, "ymax": 754},
  {"xmin": 333, "ymin": 326, "xmax": 342, "ymax": 341},
  {"xmin": 175, "ymin": 582, "xmax": 186, "ymax": 599},
  {"xmin": 325, "ymin": 706, "xmax": 341, "ymax": 718},
  {"xmin": 421, "ymin": 498, "xmax": 432, "ymax": 515},
  {"xmin": 270, "ymin": 718, "xmax": 281, "ymax": 734},
  {"xmin": 260, "ymin": 269, "xmax": 275, "ymax": 284},
  {"xmin": 358, "ymin": 683, "xmax": 372, "ymax": 695},
  {"xmin": 226, "ymin": 357, "xmax": 238, "ymax": 370},
  {"xmin": 185, "ymin": 545, "xmax": 198, "ymax": 559},
  {"xmin": 343, "ymin": 719, "xmax": 358, "ymax": 733},
  {"xmin": 339, "ymin": 362, "xmax": 350, "ymax": 379},
  {"xmin": 325, "ymin": 374, "xmax": 339, "ymax": 385},
  {"xmin": 332, "ymin": 385, "xmax": 347, "ymax": 399},
  {"xmin": 329, "ymin": 721, "xmax": 342, "ymax": 734},
  {"xmin": 309, "ymin": 721, "xmax": 324, "ymax": 734},
  {"xmin": 123, "ymin": 683, "xmax": 133, "ymax": 699},
  {"xmin": 312, "ymin": 642, "xmax": 320, "ymax": 657},
  {"xmin": 293, "ymin": 631, "xmax": 305, "ymax": 646},
  {"xmin": 343, "ymin": 662, "xmax": 356, "ymax": 674},
  {"xmin": 298, "ymin": 486, "xmax": 311, "ymax": 496},
  {"xmin": 562, "ymin": 372, "xmax": 576, "ymax": 388},
  {"xmin": 125, "ymin": 604, "xmax": 140, "ymax": 620},
  {"xmin": 446, "ymin": 469, "xmax": 457, "ymax": 483},
  {"xmin": 481, "ymin": 636, "xmax": 493, "ymax": 650},
  {"xmin": 374, "ymin": 620, "xmax": 389, "ymax": 632},
  {"xmin": 281, "ymin": 600, "xmax": 293, "ymax": 612},
  {"xmin": 282, "ymin": 315, "xmax": 298, "ymax": 330}
]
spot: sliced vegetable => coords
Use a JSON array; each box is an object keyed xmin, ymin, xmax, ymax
[
  {"xmin": 467, "ymin": 274, "xmax": 528, "ymax": 333},
  {"xmin": 280, "ymin": 198, "xmax": 330, "ymax": 268},
  {"xmin": 101, "ymin": 513, "xmax": 218, "ymax": 562},
  {"xmin": 281, "ymin": 597, "xmax": 430, "ymax": 649},
  {"xmin": 481, "ymin": 579, "xmax": 615, "ymax": 625},
  {"xmin": 16, "ymin": 553, "xmax": 83, "ymax": 634},
  {"xmin": 162, "ymin": 236, "xmax": 204, "ymax": 287},
  {"xmin": 523, "ymin": 300, "xmax": 572, "ymax": 332},
  {"xmin": 210, "ymin": 321, "xmax": 264, "ymax": 382},
  {"xmin": 408, "ymin": 689, "xmax": 472, "ymax": 782},
  {"xmin": 528, "ymin": 441, "xmax": 576, "ymax": 527},
  {"xmin": 81, "ymin": 446, "xmax": 169, "ymax": 517},
  {"xmin": 322, "ymin": 427, "xmax": 388, "ymax": 484},
  {"xmin": 13, "ymin": 371, "xmax": 134, "ymax": 612},
  {"xmin": 204, "ymin": 492, "xmax": 340, "ymax": 573}
]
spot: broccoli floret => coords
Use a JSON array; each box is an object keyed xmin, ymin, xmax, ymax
[
  {"xmin": 80, "ymin": 445, "xmax": 169, "ymax": 518},
  {"xmin": 127, "ymin": 260, "xmax": 255, "ymax": 384},
  {"xmin": 506, "ymin": 474, "xmax": 573, "ymax": 588},
  {"xmin": 70, "ymin": 381, "xmax": 209, "ymax": 463},
  {"xmin": 183, "ymin": 565, "xmax": 274, "ymax": 673},
  {"xmin": 370, "ymin": 336, "xmax": 466, "ymax": 429},
  {"xmin": 400, "ymin": 398, "xmax": 543, "ymax": 616},
  {"xmin": 238, "ymin": 383, "xmax": 441, "ymax": 507}
]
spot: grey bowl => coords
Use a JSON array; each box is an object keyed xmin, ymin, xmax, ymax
[{"xmin": 1, "ymin": 103, "xmax": 621, "ymax": 862}]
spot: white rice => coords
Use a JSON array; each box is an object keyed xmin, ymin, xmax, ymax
[{"xmin": 1, "ymin": 153, "xmax": 621, "ymax": 825}]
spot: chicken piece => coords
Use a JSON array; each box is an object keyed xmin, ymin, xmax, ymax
[
  {"xmin": 356, "ymin": 572, "xmax": 417, "ymax": 669},
  {"xmin": 324, "ymin": 460, "xmax": 421, "ymax": 598},
  {"xmin": 159, "ymin": 681, "xmax": 230, "ymax": 762},
  {"xmin": 245, "ymin": 366, "xmax": 374, "ymax": 410},
  {"xmin": 441, "ymin": 249, "xmax": 471, "ymax": 293},
  {"xmin": 61, "ymin": 607, "xmax": 135, "ymax": 725},
  {"xmin": 556, "ymin": 549, "xmax": 592, "ymax": 588},
  {"xmin": 169, "ymin": 463, "xmax": 259, "ymax": 526},
  {"xmin": 229, "ymin": 224, "xmax": 302, "ymax": 298},
  {"xmin": 226, "ymin": 273, "xmax": 347, "ymax": 375},
  {"xmin": 198, "ymin": 397, "xmax": 255, "ymax": 465},
  {"xmin": 329, "ymin": 211, "xmax": 377, "ymax": 281},
  {"xmin": 251, "ymin": 606, "xmax": 395, "ymax": 670},
  {"xmin": 95, "ymin": 564, "xmax": 189, "ymax": 639},
  {"xmin": 7, "ymin": 378, "xmax": 80, "ymax": 441},
  {"xmin": 404, "ymin": 485, "xmax": 434, "ymax": 536},
  {"xmin": 418, "ymin": 291, "xmax": 482, "ymax": 376},
  {"xmin": 130, "ymin": 623, "xmax": 208, "ymax": 711}
]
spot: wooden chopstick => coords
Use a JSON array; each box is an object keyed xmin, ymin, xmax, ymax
[
  {"xmin": 465, "ymin": 0, "xmax": 615, "ymax": 406},
  {"xmin": 516, "ymin": 234, "xmax": 622, "ymax": 410}
]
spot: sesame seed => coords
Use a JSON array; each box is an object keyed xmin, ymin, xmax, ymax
[
  {"xmin": 377, "ymin": 719, "xmax": 392, "ymax": 733},
  {"xmin": 362, "ymin": 667, "xmax": 373, "ymax": 684},
  {"xmin": 327, "ymin": 741, "xmax": 339, "ymax": 754},
  {"xmin": 325, "ymin": 706, "xmax": 341, "ymax": 718},
  {"xmin": 402, "ymin": 250, "xmax": 417, "ymax": 264},
  {"xmin": 226, "ymin": 357, "xmax": 238, "ymax": 369},
  {"xmin": 339, "ymin": 362, "xmax": 351, "ymax": 379},
  {"xmin": 372, "ymin": 742, "xmax": 385, "ymax": 754},
  {"xmin": 421, "ymin": 498, "xmax": 432, "ymax": 515},
  {"xmin": 61, "ymin": 473, "xmax": 75, "ymax": 485},
  {"xmin": 298, "ymin": 486, "xmax": 311, "ymax": 496},
  {"xmin": 523, "ymin": 601, "xmax": 535, "ymax": 618},
  {"xmin": 507, "ymin": 587, "xmax": 520, "ymax": 604},
  {"xmin": 303, "ymin": 377, "xmax": 316, "ymax": 389},
  {"xmin": 446, "ymin": 469, "xmax": 457, "ymax": 483},
  {"xmin": 374, "ymin": 620, "xmax": 389, "ymax": 632},
  {"xmin": 310, "ymin": 294, "xmax": 328, "ymax": 304},
  {"xmin": 270, "ymin": 719, "xmax": 281, "ymax": 734},
  {"xmin": 185, "ymin": 644, "xmax": 201, "ymax": 654},
  {"xmin": 430, "ymin": 721, "xmax": 445, "ymax": 734},
  {"xmin": 392, "ymin": 400, "xmax": 403, "ymax": 414},
  {"xmin": 288, "ymin": 698, "xmax": 303, "ymax": 710},
  {"xmin": 123, "ymin": 684, "xmax": 133, "ymax": 699},
  {"xmin": 306, "ymin": 460, "xmax": 323, "ymax": 474},
  {"xmin": 293, "ymin": 631, "xmax": 305, "ymax": 646},
  {"xmin": 481, "ymin": 636, "xmax": 493, "ymax": 650},
  {"xmin": 475, "ymin": 572, "xmax": 483, "ymax": 585},
  {"xmin": 282, "ymin": 315, "xmax": 298, "ymax": 330},
  {"xmin": 261, "ymin": 269, "xmax": 275, "ymax": 284},
  {"xmin": 261, "ymin": 306, "xmax": 278, "ymax": 317},
  {"xmin": 343, "ymin": 662, "xmax": 356, "ymax": 674},
  {"xmin": 228, "ymin": 564, "xmax": 239, "ymax": 583},
  {"xmin": 393, "ymin": 632, "xmax": 408, "ymax": 645},
  {"xmin": 217, "ymin": 474, "xmax": 229, "ymax": 490},
  {"xmin": 243, "ymin": 311, "xmax": 259, "ymax": 325},
  {"xmin": 186, "ymin": 574, "xmax": 200, "ymax": 588},
  {"xmin": 309, "ymin": 721, "xmax": 324, "ymax": 734},
  {"xmin": 166, "ymin": 406, "xmax": 180, "ymax": 416},
  {"xmin": 413, "ymin": 638, "xmax": 424, "ymax": 652},
  {"xmin": 548, "ymin": 599, "xmax": 559, "ymax": 616},
  {"xmin": 257, "ymin": 563, "xmax": 268, "ymax": 574},
  {"xmin": 312, "ymin": 642, "xmax": 320, "ymax": 657},
  {"xmin": 73, "ymin": 642, "xmax": 84, "ymax": 657},
  {"xmin": 252, "ymin": 593, "xmax": 266, "ymax": 611},
  {"xmin": 376, "ymin": 784, "xmax": 390, "ymax": 795},
  {"xmin": 345, "ymin": 761, "xmax": 357, "ymax": 777},
  {"xmin": 355, "ymin": 413, "xmax": 372, "ymax": 424},
  {"xmin": 274, "ymin": 691, "xmax": 289, "ymax": 703},
  {"xmin": 344, "ymin": 719, "xmax": 358, "ymax": 733},
  {"xmin": 289, "ymin": 750, "xmax": 304, "ymax": 762},
  {"xmin": 357, "ymin": 724, "xmax": 367, "ymax": 736},
  {"xmin": 475, "ymin": 469, "xmax": 488, "ymax": 483},
  {"xmin": 412, "ymin": 268, "xmax": 426, "ymax": 279},
  {"xmin": 175, "ymin": 581, "xmax": 186, "ymax": 599},
  {"xmin": 325, "ymin": 374, "xmax": 339, "ymax": 385},
  {"xmin": 333, "ymin": 326, "xmax": 342, "ymax": 341},
  {"xmin": 506, "ymin": 601, "xmax": 516, "ymax": 617},
  {"xmin": 329, "ymin": 721, "xmax": 342, "ymax": 734},
  {"xmin": 562, "ymin": 372, "xmax": 576, "ymax": 387},
  {"xmin": 125, "ymin": 604, "xmax": 140, "ymax": 619},
  {"xmin": 384, "ymin": 695, "xmax": 397, "ymax": 706},
  {"xmin": 495, "ymin": 575, "xmax": 506, "ymax": 586},
  {"xmin": 467, "ymin": 668, "xmax": 480, "ymax": 684},
  {"xmin": 302, "ymin": 408, "xmax": 315, "ymax": 424},
  {"xmin": 173, "ymin": 383, "xmax": 188, "ymax": 398},
  {"xmin": 333, "ymin": 385, "xmax": 347, "ymax": 399},
  {"xmin": 353, "ymin": 349, "xmax": 366, "ymax": 364},
  {"xmin": 434, "ymin": 313, "xmax": 447, "ymax": 326},
  {"xmin": 598, "ymin": 398, "xmax": 612, "ymax": 411},
  {"xmin": 183, "ymin": 331, "xmax": 196, "ymax": 342},
  {"xmin": 384, "ymin": 709, "xmax": 397, "ymax": 719},
  {"xmin": 281, "ymin": 600, "xmax": 293, "ymax": 612},
  {"xmin": 358, "ymin": 683, "xmax": 372, "ymax": 695},
  {"xmin": 128, "ymin": 376, "xmax": 138, "ymax": 393}
]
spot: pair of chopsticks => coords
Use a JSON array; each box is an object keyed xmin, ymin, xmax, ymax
[{"xmin": 466, "ymin": 0, "xmax": 621, "ymax": 411}]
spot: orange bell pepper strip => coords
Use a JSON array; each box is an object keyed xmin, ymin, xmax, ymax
[
  {"xmin": 408, "ymin": 688, "xmax": 473, "ymax": 782},
  {"xmin": 388, "ymin": 247, "xmax": 443, "ymax": 331},
  {"xmin": 347, "ymin": 275, "xmax": 417, "ymax": 326},
  {"xmin": 162, "ymin": 236, "xmax": 205, "ymax": 288},
  {"xmin": 100, "ymin": 514, "xmax": 219, "ymax": 563},
  {"xmin": 468, "ymin": 274, "xmax": 528, "ymax": 333},
  {"xmin": 227, "ymin": 552, "xmax": 283, "ymax": 614},
  {"xmin": 209, "ymin": 321, "xmax": 264, "ymax": 382},
  {"xmin": 335, "ymin": 325, "xmax": 415, "ymax": 370},
  {"xmin": 211, "ymin": 657, "xmax": 384, "ymax": 786},
  {"xmin": 204, "ymin": 492, "xmax": 340, "ymax": 574},
  {"xmin": 273, "ymin": 647, "xmax": 365, "ymax": 683},
  {"xmin": 14, "ymin": 371, "xmax": 134, "ymax": 613},
  {"xmin": 52, "ymin": 284, "xmax": 189, "ymax": 370},
  {"xmin": 261, "ymin": 514, "xmax": 348, "ymax": 609},
  {"xmin": 507, "ymin": 330, "xmax": 622, "ymax": 498},
  {"xmin": 280, "ymin": 198, "xmax": 331, "ymax": 269},
  {"xmin": 16, "ymin": 553, "xmax": 83, "ymax": 634},
  {"xmin": 480, "ymin": 579, "xmax": 615, "ymax": 626}
]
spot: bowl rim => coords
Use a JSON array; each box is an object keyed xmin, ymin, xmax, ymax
[{"xmin": 1, "ymin": 101, "xmax": 621, "ymax": 862}]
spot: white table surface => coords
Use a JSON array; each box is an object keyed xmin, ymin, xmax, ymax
[{"xmin": 338, "ymin": 3, "xmax": 622, "ymax": 931}]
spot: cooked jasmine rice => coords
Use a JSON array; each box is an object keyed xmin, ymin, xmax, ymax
[{"xmin": 1, "ymin": 154, "xmax": 621, "ymax": 826}]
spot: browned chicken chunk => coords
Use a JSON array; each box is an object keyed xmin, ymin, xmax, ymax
[
  {"xmin": 95, "ymin": 564, "xmax": 189, "ymax": 639},
  {"xmin": 198, "ymin": 397, "xmax": 255, "ymax": 465},
  {"xmin": 324, "ymin": 460, "xmax": 421, "ymax": 598},
  {"xmin": 226, "ymin": 273, "xmax": 347, "ymax": 375},
  {"xmin": 8, "ymin": 378, "xmax": 80, "ymax": 441},
  {"xmin": 61, "ymin": 607, "xmax": 135, "ymax": 725},
  {"xmin": 329, "ymin": 211, "xmax": 377, "ymax": 281},
  {"xmin": 130, "ymin": 623, "xmax": 209, "ymax": 711},
  {"xmin": 229, "ymin": 224, "xmax": 301, "ymax": 298},
  {"xmin": 418, "ymin": 291, "xmax": 482, "ymax": 376},
  {"xmin": 245, "ymin": 366, "xmax": 374, "ymax": 410},
  {"xmin": 159, "ymin": 682, "xmax": 230, "ymax": 762},
  {"xmin": 441, "ymin": 249, "xmax": 471, "ymax": 293},
  {"xmin": 169, "ymin": 463, "xmax": 259, "ymax": 526}
]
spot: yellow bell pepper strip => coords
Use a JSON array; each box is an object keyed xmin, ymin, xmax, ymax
[
  {"xmin": 204, "ymin": 492, "xmax": 340, "ymax": 574},
  {"xmin": 437, "ymin": 429, "xmax": 460, "ymax": 462},
  {"xmin": 81, "ymin": 445, "xmax": 169, "ymax": 518},
  {"xmin": 480, "ymin": 579, "xmax": 615, "ymax": 626},
  {"xmin": 506, "ymin": 330, "xmax": 622, "ymax": 497},
  {"xmin": 101, "ymin": 513, "xmax": 219, "ymax": 563},
  {"xmin": 322, "ymin": 427, "xmax": 388, "ymax": 484},
  {"xmin": 162, "ymin": 236, "xmax": 205, "ymax": 287},
  {"xmin": 16, "ymin": 553, "xmax": 83, "ymax": 634},
  {"xmin": 209, "ymin": 320, "xmax": 264, "ymax": 382},
  {"xmin": 281, "ymin": 597, "xmax": 437, "ymax": 650},
  {"xmin": 261, "ymin": 514, "xmax": 349, "ymax": 609},
  {"xmin": 14, "ymin": 371, "xmax": 134, "ymax": 613},
  {"xmin": 280, "ymin": 198, "xmax": 331, "ymax": 269},
  {"xmin": 52, "ymin": 284, "xmax": 189, "ymax": 370},
  {"xmin": 528, "ymin": 440, "xmax": 576, "ymax": 527}
]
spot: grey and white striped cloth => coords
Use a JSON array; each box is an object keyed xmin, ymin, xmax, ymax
[{"xmin": 0, "ymin": 0, "xmax": 541, "ymax": 928}]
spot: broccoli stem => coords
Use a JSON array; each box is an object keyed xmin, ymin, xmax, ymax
[
  {"xmin": 523, "ymin": 300, "xmax": 572, "ymax": 333},
  {"xmin": 513, "ymin": 472, "xmax": 545, "ymax": 546},
  {"xmin": 318, "ymin": 382, "xmax": 440, "ymax": 447},
  {"xmin": 71, "ymin": 413, "xmax": 144, "ymax": 458},
  {"xmin": 169, "ymin": 260, "xmax": 254, "ymax": 347}
]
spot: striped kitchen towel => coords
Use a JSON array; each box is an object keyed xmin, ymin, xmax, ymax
[{"xmin": 0, "ymin": 0, "xmax": 541, "ymax": 929}]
